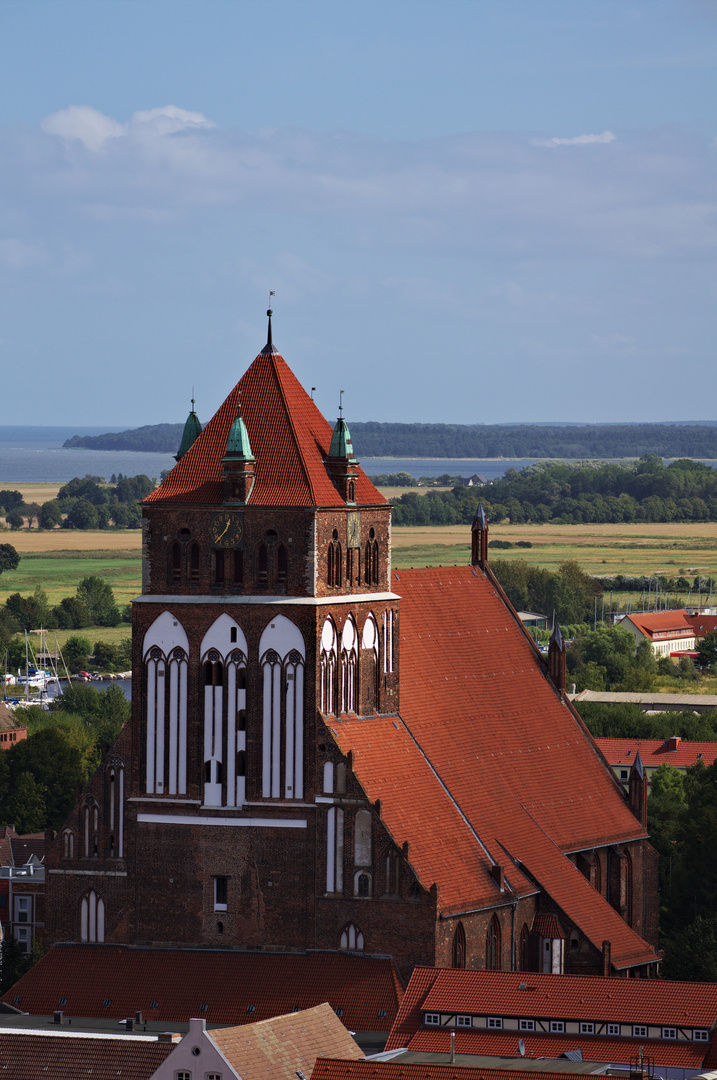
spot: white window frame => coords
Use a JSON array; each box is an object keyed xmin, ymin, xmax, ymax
[
  {"xmin": 633, "ymin": 1026, "xmax": 648, "ymax": 1038},
  {"xmin": 607, "ymin": 1023, "xmax": 620, "ymax": 1036},
  {"xmin": 213, "ymin": 876, "xmax": 228, "ymax": 912},
  {"xmin": 424, "ymin": 1013, "xmax": 440, "ymax": 1026},
  {"xmin": 487, "ymin": 1017, "xmax": 503, "ymax": 1030},
  {"xmin": 550, "ymin": 1021, "xmax": 565, "ymax": 1033},
  {"xmin": 519, "ymin": 1019, "xmax": 535, "ymax": 1031},
  {"xmin": 456, "ymin": 1015, "xmax": 472, "ymax": 1028},
  {"xmin": 662, "ymin": 1027, "xmax": 677, "ymax": 1040},
  {"xmin": 580, "ymin": 1022, "xmax": 594, "ymax": 1035},
  {"xmin": 694, "ymin": 1030, "xmax": 709, "ymax": 1042}
]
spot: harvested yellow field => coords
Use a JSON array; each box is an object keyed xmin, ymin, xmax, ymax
[
  {"xmin": 4, "ymin": 531, "xmax": 142, "ymax": 553},
  {"xmin": 3, "ymin": 482, "xmax": 62, "ymax": 504}
]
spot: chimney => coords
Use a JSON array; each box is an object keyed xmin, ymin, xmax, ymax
[
  {"xmin": 602, "ymin": 939, "xmax": 612, "ymax": 976},
  {"xmin": 135, "ymin": 1011, "xmax": 143, "ymax": 1024},
  {"xmin": 53, "ymin": 1011, "xmax": 64, "ymax": 1025},
  {"xmin": 491, "ymin": 864, "xmax": 505, "ymax": 891},
  {"xmin": 548, "ymin": 622, "xmax": 566, "ymax": 695},
  {"xmin": 667, "ymin": 736, "xmax": 681, "ymax": 751},
  {"xmin": 157, "ymin": 1032, "xmax": 181, "ymax": 1043},
  {"xmin": 450, "ymin": 1030, "xmax": 456, "ymax": 1064}
]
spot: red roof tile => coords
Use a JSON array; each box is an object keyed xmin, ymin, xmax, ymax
[
  {"xmin": 384, "ymin": 967, "xmax": 717, "ymax": 1053},
  {"xmin": 0, "ymin": 1031, "xmax": 173, "ymax": 1079},
  {"xmin": 312, "ymin": 1059, "xmax": 660, "ymax": 1080},
  {"xmin": 619, "ymin": 611, "xmax": 693, "ymax": 638},
  {"xmin": 1, "ymin": 946, "xmax": 403, "ymax": 1033},
  {"xmin": 596, "ymin": 737, "xmax": 717, "ymax": 770},
  {"xmin": 686, "ymin": 614, "xmax": 717, "ymax": 637},
  {"xmin": 333, "ymin": 567, "xmax": 656, "ymax": 968},
  {"xmin": 402, "ymin": 1030, "xmax": 707, "ymax": 1069},
  {"xmin": 145, "ymin": 349, "xmax": 385, "ymax": 508}
]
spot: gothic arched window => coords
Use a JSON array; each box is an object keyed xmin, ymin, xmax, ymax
[
  {"xmin": 340, "ymin": 923, "xmax": 364, "ymax": 951},
  {"xmin": 143, "ymin": 612, "xmax": 190, "ymax": 797},
  {"xmin": 328, "ymin": 530, "xmax": 342, "ymax": 587},
  {"xmin": 277, "ymin": 545, "xmax": 287, "ymax": 586},
  {"xmin": 453, "ymin": 922, "xmax": 466, "ymax": 968},
  {"xmin": 259, "ymin": 615, "xmax": 305, "ymax": 800},
  {"xmin": 170, "ymin": 542, "xmax": 181, "ymax": 585},
  {"xmin": 80, "ymin": 891, "xmax": 105, "ymax": 943},
  {"xmin": 340, "ymin": 618, "xmax": 358, "ymax": 714},
  {"xmin": 486, "ymin": 914, "xmax": 501, "ymax": 970},
  {"xmin": 319, "ymin": 617, "xmax": 337, "ymax": 714}
]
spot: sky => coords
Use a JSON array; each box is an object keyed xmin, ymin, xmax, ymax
[{"xmin": 1, "ymin": 0, "xmax": 716, "ymax": 429}]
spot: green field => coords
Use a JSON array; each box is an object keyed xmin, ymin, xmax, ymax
[{"xmin": 0, "ymin": 550, "xmax": 141, "ymax": 607}]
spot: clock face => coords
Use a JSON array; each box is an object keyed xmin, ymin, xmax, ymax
[
  {"xmin": 347, "ymin": 511, "xmax": 361, "ymax": 548},
  {"xmin": 210, "ymin": 512, "xmax": 243, "ymax": 548}
]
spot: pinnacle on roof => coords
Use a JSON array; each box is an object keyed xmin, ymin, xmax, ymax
[
  {"xmin": 550, "ymin": 620, "xmax": 564, "ymax": 651},
  {"xmin": 328, "ymin": 391, "xmax": 358, "ymax": 461},
  {"xmin": 631, "ymin": 749, "xmax": 645, "ymax": 780},
  {"xmin": 260, "ymin": 306, "xmax": 278, "ymax": 356},
  {"xmin": 175, "ymin": 396, "xmax": 202, "ymax": 462},
  {"xmin": 223, "ymin": 394, "xmax": 255, "ymax": 461},
  {"xmin": 472, "ymin": 502, "xmax": 487, "ymax": 531}
]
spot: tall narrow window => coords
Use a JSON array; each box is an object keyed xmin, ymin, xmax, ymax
[
  {"xmin": 171, "ymin": 542, "xmax": 181, "ymax": 585},
  {"xmin": 259, "ymin": 616, "xmax": 305, "ymax": 801},
  {"xmin": 233, "ymin": 549, "xmax": 244, "ymax": 585},
  {"xmin": 486, "ymin": 914, "xmax": 501, "ymax": 970},
  {"xmin": 326, "ymin": 806, "xmax": 344, "ymax": 892},
  {"xmin": 203, "ymin": 653, "xmax": 224, "ymax": 807},
  {"xmin": 80, "ymin": 891, "xmax": 105, "ymax": 942},
  {"xmin": 340, "ymin": 619, "xmax": 358, "ymax": 714},
  {"xmin": 190, "ymin": 543, "xmax": 200, "ymax": 583},
  {"xmin": 520, "ymin": 923, "xmax": 530, "ymax": 971},
  {"xmin": 214, "ymin": 549, "xmax": 225, "ymax": 585},
  {"xmin": 144, "ymin": 612, "xmax": 189, "ymax": 798},
  {"xmin": 258, "ymin": 544, "xmax": 268, "ymax": 586},
  {"xmin": 453, "ymin": 922, "xmax": 466, "ymax": 968},
  {"xmin": 277, "ymin": 545, "xmax": 287, "ymax": 586},
  {"xmin": 328, "ymin": 530, "xmax": 342, "ymax": 587},
  {"xmin": 339, "ymin": 923, "xmax": 364, "ymax": 951},
  {"xmin": 320, "ymin": 618, "xmax": 337, "ymax": 714}
]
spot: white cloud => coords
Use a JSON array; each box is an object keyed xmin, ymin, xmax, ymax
[
  {"xmin": 532, "ymin": 130, "xmax": 617, "ymax": 147},
  {"xmin": 0, "ymin": 238, "xmax": 49, "ymax": 270},
  {"xmin": 40, "ymin": 104, "xmax": 215, "ymax": 151}
]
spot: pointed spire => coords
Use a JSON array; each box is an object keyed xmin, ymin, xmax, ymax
[
  {"xmin": 472, "ymin": 502, "xmax": 487, "ymax": 531},
  {"xmin": 471, "ymin": 502, "xmax": 489, "ymax": 565},
  {"xmin": 175, "ymin": 393, "xmax": 202, "ymax": 461},
  {"xmin": 261, "ymin": 293, "xmax": 278, "ymax": 355},
  {"xmin": 550, "ymin": 619, "xmax": 564, "ymax": 651},
  {"xmin": 328, "ymin": 391, "xmax": 357, "ymax": 462},
  {"xmin": 631, "ymin": 749, "xmax": 645, "ymax": 780},
  {"xmin": 224, "ymin": 392, "xmax": 255, "ymax": 461}
]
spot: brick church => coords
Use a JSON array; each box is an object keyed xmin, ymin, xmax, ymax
[{"xmin": 45, "ymin": 314, "xmax": 660, "ymax": 980}]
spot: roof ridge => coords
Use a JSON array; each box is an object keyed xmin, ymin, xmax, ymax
[{"xmin": 269, "ymin": 353, "xmax": 320, "ymax": 506}]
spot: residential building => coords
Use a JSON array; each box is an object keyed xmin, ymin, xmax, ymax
[
  {"xmin": 0, "ymin": 1029, "xmax": 176, "ymax": 1079},
  {"xmin": 617, "ymin": 612, "xmax": 696, "ymax": 657},
  {"xmin": 0, "ymin": 826, "xmax": 45, "ymax": 953},
  {"xmin": 596, "ymin": 736, "xmax": 717, "ymax": 788}
]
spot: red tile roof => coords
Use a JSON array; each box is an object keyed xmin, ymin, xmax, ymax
[
  {"xmin": 212, "ymin": 1003, "xmax": 365, "ymax": 1080},
  {"xmin": 596, "ymin": 737, "xmax": 717, "ymax": 770},
  {"xmin": 1, "ymin": 946, "xmax": 403, "ymax": 1033},
  {"xmin": 400, "ymin": 1030, "xmax": 706, "ymax": 1069},
  {"xmin": 384, "ymin": 967, "xmax": 717, "ymax": 1053},
  {"xmin": 619, "ymin": 611, "xmax": 693, "ymax": 638},
  {"xmin": 0, "ymin": 1031, "xmax": 173, "ymax": 1079},
  {"xmin": 686, "ymin": 614, "xmax": 717, "ymax": 637},
  {"xmin": 145, "ymin": 348, "xmax": 385, "ymax": 508},
  {"xmin": 332, "ymin": 567, "xmax": 656, "ymax": 969},
  {"xmin": 312, "ymin": 1059, "xmax": 659, "ymax": 1080}
]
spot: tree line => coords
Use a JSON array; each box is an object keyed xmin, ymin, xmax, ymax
[
  {"xmin": 0, "ymin": 474, "xmax": 154, "ymax": 530},
  {"xmin": 391, "ymin": 456, "xmax": 717, "ymax": 525},
  {"xmin": 63, "ymin": 420, "xmax": 717, "ymax": 459}
]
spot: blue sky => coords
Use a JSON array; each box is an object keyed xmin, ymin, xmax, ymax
[{"xmin": 1, "ymin": 0, "xmax": 716, "ymax": 427}]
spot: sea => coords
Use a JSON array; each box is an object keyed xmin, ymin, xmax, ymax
[{"xmin": 1, "ymin": 426, "xmax": 715, "ymax": 484}]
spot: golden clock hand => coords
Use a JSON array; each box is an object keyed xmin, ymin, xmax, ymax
[{"xmin": 216, "ymin": 522, "xmax": 230, "ymax": 541}]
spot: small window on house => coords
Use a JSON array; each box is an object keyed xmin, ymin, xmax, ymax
[
  {"xmin": 457, "ymin": 1015, "xmax": 472, "ymax": 1028},
  {"xmin": 356, "ymin": 872, "xmax": 370, "ymax": 897},
  {"xmin": 214, "ymin": 876, "xmax": 228, "ymax": 911},
  {"xmin": 694, "ymin": 1030, "xmax": 709, "ymax": 1041},
  {"xmin": 570, "ymin": 931, "xmax": 579, "ymax": 952},
  {"xmin": 607, "ymin": 1023, "xmax": 620, "ymax": 1036},
  {"xmin": 662, "ymin": 1028, "xmax": 677, "ymax": 1040},
  {"xmin": 620, "ymin": 769, "xmax": 629, "ymax": 780},
  {"xmin": 207, "ymin": 1075, "xmax": 222, "ymax": 1080},
  {"xmin": 633, "ymin": 1026, "xmax": 648, "ymax": 1038},
  {"xmin": 580, "ymin": 1022, "xmax": 594, "ymax": 1035},
  {"xmin": 519, "ymin": 1019, "xmax": 535, "ymax": 1031},
  {"xmin": 550, "ymin": 1021, "xmax": 565, "ymax": 1033},
  {"xmin": 487, "ymin": 1018, "xmax": 503, "ymax": 1029},
  {"xmin": 176, "ymin": 1073, "xmax": 192, "ymax": 1080},
  {"xmin": 424, "ymin": 1013, "xmax": 440, "ymax": 1026}
]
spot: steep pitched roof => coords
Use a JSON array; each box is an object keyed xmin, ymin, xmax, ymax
[
  {"xmin": 332, "ymin": 567, "xmax": 656, "ymax": 968},
  {"xmin": 385, "ymin": 967, "xmax": 717, "ymax": 1053},
  {"xmin": 1, "ymin": 946, "xmax": 403, "ymax": 1033},
  {"xmin": 0, "ymin": 1031, "xmax": 173, "ymax": 1080},
  {"xmin": 210, "ymin": 1003, "xmax": 364, "ymax": 1080},
  {"xmin": 145, "ymin": 347, "xmax": 385, "ymax": 508}
]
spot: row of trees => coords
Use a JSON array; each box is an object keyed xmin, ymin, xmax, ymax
[
  {"xmin": 391, "ymin": 456, "xmax": 717, "ymax": 525},
  {"xmin": 491, "ymin": 559, "xmax": 601, "ymax": 626},
  {"xmin": 1, "ymin": 577, "xmax": 125, "ymax": 643},
  {"xmin": 1, "ymin": 474, "xmax": 154, "ymax": 530},
  {"xmin": 64, "ymin": 420, "xmax": 717, "ymax": 459}
]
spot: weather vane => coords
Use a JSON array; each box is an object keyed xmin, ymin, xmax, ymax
[{"xmin": 339, "ymin": 389, "xmax": 344, "ymax": 417}]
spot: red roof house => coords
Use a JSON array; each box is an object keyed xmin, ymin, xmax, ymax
[{"xmin": 617, "ymin": 611, "xmax": 696, "ymax": 657}]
